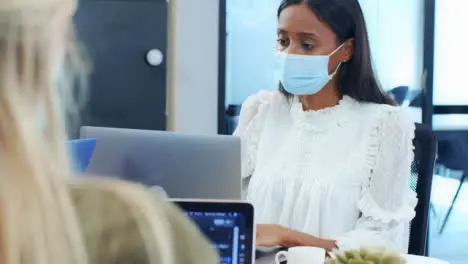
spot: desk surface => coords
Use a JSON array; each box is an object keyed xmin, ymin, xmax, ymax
[
  {"xmin": 255, "ymin": 253, "xmax": 275, "ymax": 264},
  {"xmin": 255, "ymin": 252, "xmax": 449, "ymax": 264}
]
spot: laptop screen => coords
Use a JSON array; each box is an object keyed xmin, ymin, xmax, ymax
[{"xmin": 174, "ymin": 201, "xmax": 255, "ymax": 264}]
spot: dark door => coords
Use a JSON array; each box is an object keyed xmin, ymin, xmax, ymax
[{"xmin": 74, "ymin": 0, "xmax": 168, "ymax": 132}]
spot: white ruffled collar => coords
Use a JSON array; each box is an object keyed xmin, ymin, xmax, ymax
[{"xmin": 290, "ymin": 95, "xmax": 359, "ymax": 131}]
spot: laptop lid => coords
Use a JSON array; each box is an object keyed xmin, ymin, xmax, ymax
[
  {"xmin": 80, "ymin": 126, "xmax": 242, "ymax": 200},
  {"xmin": 172, "ymin": 199, "xmax": 255, "ymax": 264},
  {"xmin": 67, "ymin": 138, "xmax": 97, "ymax": 173}
]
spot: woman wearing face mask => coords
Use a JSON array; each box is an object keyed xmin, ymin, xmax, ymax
[
  {"xmin": 235, "ymin": 0, "xmax": 417, "ymax": 253},
  {"xmin": 0, "ymin": 0, "xmax": 217, "ymax": 263}
]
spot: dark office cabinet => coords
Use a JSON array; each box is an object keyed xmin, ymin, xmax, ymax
[{"xmin": 74, "ymin": 0, "xmax": 168, "ymax": 132}]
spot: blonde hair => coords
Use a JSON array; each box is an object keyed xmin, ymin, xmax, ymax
[
  {"xmin": 0, "ymin": 0, "xmax": 179, "ymax": 263},
  {"xmin": 0, "ymin": 0, "xmax": 89, "ymax": 263},
  {"xmin": 0, "ymin": 1, "xmax": 218, "ymax": 264}
]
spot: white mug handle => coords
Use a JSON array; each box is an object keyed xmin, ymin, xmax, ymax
[{"xmin": 275, "ymin": 251, "xmax": 288, "ymax": 264}]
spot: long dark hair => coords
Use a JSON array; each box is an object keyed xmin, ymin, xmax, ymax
[{"xmin": 277, "ymin": 0, "xmax": 395, "ymax": 105}]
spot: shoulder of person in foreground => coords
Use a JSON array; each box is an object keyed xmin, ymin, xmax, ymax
[{"xmin": 68, "ymin": 178, "xmax": 218, "ymax": 264}]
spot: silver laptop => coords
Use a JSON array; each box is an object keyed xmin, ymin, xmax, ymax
[{"xmin": 80, "ymin": 127, "xmax": 242, "ymax": 200}]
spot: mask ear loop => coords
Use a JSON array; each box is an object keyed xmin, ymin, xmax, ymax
[
  {"xmin": 330, "ymin": 62, "xmax": 342, "ymax": 78},
  {"xmin": 329, "ymin": 42, "xmax": 346, "ymax": 57},
  {"xmin": 328, "ymin": 42, "xmax": 347, "ymax": 77}
]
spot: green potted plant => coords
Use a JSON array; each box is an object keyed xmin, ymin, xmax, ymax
[{"xmin": 326, "ymin": 248, "xmax": 407, "ymax": 264}]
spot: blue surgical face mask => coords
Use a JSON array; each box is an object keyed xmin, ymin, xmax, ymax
[{"xmin": 275, "ymin": 44, "xmax": 344, "ymax": 96}]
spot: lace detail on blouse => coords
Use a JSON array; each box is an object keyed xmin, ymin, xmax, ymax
[{"xmin": 235, "ymin": 91, "xmax": 417, "ymax": 253}]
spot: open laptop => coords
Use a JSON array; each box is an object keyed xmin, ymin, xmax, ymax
[
  {"xmin": 80, "ymin": 126, "xmax": 242, "ymax": 200},
  {"xmin": 172, "ymin": 199, "xmax": 255, "ymax": 264},
  {"xmin": 67, "ymin": 138, "xmax": 97, "ymax": 174}
]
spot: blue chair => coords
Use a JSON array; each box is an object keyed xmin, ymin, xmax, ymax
[{"xmin": 67, "ymin": 138, "xmax": 97, "ymax": 174}]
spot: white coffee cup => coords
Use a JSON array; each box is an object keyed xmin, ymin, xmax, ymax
[{"xmin": 275, "ymin": 246, "xmax": 325, "ymax": 264}]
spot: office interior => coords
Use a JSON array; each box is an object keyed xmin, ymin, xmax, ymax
[{"xmin": 74, "ymin": 0, "xmax": 466, "ymax": 263}]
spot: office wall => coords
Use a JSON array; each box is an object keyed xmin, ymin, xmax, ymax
[
  {"xmin": 433, "ymin": 0, "xmax": 468, "ymax": 105},
  {"xmin": 361, "ymin": 0, "xmax": 424, "ymax": 92},
  {"xmin": 167, "ymin": 0, "xmax": 219, "ymax": 135},
  {"xmin": 225, "ymin": 0, "xmax": 424, "ymax": 105},
  {"xmin": 225, "ymin": 0, "xmax": 282, "ymax": 105}
]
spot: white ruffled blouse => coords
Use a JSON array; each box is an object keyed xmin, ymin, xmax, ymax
[{"xmin": 234, "ymin": 91, "xmax": 418, "ymax": 252}]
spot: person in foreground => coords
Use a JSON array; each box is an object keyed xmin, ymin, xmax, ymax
[
  {"xmin": 235, "ymin": 0, "xmax": 417, "ymax": 253},
  {"xmin": 0, "ymin": 0, "xmax": 217, "ymax": 263}
]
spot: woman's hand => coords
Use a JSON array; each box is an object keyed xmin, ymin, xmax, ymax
[
  {"xmin": 256, "ymin": 224, "xmax": 288, "ymax": 247},
  {"xmin": 256, "ymin": 224, "xmax": 337, "ymax": 252}
]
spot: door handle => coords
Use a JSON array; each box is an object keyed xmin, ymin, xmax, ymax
[{"xmin": 146, "ymin": 49, "xmax": 164, "ymax": 66}]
